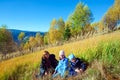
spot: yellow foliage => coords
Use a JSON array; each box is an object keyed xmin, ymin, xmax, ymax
[
  {"xmin": 0, "ymin": 31, "xmax": 120, "ymax": 79},
  {"xmin": 29, "ymin": 37, "xmax": 37, "ymax": 47}
]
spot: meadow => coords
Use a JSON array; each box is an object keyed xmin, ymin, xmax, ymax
[{"xmin": 0, "ymin": 30, "xmax": 120, "ymax": 80}]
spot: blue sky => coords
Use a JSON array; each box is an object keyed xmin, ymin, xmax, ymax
[{"xmin": 0, "ymin": 0, "xmax": 114, "ymax": 32}]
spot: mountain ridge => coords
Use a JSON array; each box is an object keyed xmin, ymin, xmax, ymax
[{"xmin": 8, "ymin": 29, "xmax": 46, "ymax": 43}]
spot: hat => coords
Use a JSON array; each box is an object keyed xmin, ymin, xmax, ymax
[
  {"xmin": 68, "ymin": 54, "xmax": 75, "ymax": 61},
  {"xmin": 59, "ymin": 50, "xmax": 65, "ymax": 57}
]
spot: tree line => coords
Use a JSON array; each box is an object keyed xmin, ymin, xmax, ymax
[
  {"xmin": 92, "ymin": 0, "xmax": 120, "ymax": 31},
  {"xmin": 0, "ymin": 25, "xmax": 17, "ymax": 55},
  {"xmin": 0, "ymin": 0, "xmax": 120, "ymax": 55}
]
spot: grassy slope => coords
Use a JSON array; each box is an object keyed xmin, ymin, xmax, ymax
[{"xmin": 0, "ymin": 30, "xmax": 120, "ymax": 79}]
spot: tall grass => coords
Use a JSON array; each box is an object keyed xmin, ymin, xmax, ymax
[
  {"xmin": 0, "ymin": 31, "xmax": 120, "ymax": 80},
  {"xmin": 79, "ymin": 40, "xmax": 120, "ymax": 80}
]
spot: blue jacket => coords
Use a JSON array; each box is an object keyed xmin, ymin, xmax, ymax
[
  {"xmin": 69, "ymin": 58, "xmax": 86, "ymax": 76},
  {"xmin": 53, "ymin": 58, "xmax": 69, "ymax": 78}
]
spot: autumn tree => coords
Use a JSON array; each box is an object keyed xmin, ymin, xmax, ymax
[
  {"xmin": 102, "ymin": 0, "xmax": 120, "ymax": 30},
  {"xmin": 18, "ymin": 32, "xmax": 25, "ymax": 41},
  {"xmin": 18, "ymin": 32, "xmax": 25, "ymax": 50},
  {"xmin": 68, "ymin": 2, "xmax": 93, "ymax": 36},
  {"xmin": 48, "ymin": 19, "xmax": 57, "ymax": 43},
  {"xmin": 48, "ymin": 18, "xmax": 65, "ymax": 44},
  {"xmin": 57, "ymin": 17, "xmax": 65, "ymax": 39},
  {"xmin": 0, "ymin": 26, "xmax": 17, "ymax": 54},
  {"xmin": 35, "ymin": 32, "xmax": 43, "ymax": 47},
  {"xmin": 28, "ymin": 36, "xmax": 37, "ymax": 52},
  {"xmin": 91, "ymin": 22, "xmax": 99, "ymax": 30},
  {"xmin": 91, "ymin": 22, "xmax": 104, "ymax": 31},
  {"xmin": 44, "ymin": 33, "xmax": 49, "ymax": 45},
  {"xmin": 83, "ymin": 24, "xmax": 94, "ymax": 33},
  {"xmin": 23, "ymin": 41, "xmax": 30, "ymax": 50}
]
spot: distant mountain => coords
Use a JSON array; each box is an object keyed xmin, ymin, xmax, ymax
[{"xmin": 8, "ymin": 29, "xmax": 45, "ymax": 43}]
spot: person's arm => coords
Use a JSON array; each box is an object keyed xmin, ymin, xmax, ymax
[
  {"xmin": 63, "ymin": 58, "xmax": 68, "ymax": 70},
  {"xmin": 54, "ymin": 60, "xmax": 60, "ymax": 74},
  {"xmin": 80, "ymin": 62, "xmax": 86, "ymax": 71},
  {"xmin": 72, "ymin": 58, "xmax": 82, "ymax": 73},
  {"xmin": 76, "ymin": 59, "xmax": 86, "ymax": 72}
]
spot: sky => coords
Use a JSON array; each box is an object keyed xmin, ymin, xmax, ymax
[{"xmin": 0, "ymin": 0, "xmax": 114, "ymax": 32}]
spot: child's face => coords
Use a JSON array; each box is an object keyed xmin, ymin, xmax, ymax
[
  {"xmin": 60, "ymin": 55, "xmax": 65, "ymax": 59},
  {"xmin": 44, "ymin": 53, "xmax": 49, "ymax": 59},
  {"xmin": 71, "ymin": 58, "xmax": 76, "ymax": 63}
]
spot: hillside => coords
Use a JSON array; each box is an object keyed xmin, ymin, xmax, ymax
[
  {"xmin": 0, "ymin": 30, "xmax": 120, "ymax": 80},
  {"xmin": 8, "ymin": 29, "xmax": 45, "ymax": 43}
]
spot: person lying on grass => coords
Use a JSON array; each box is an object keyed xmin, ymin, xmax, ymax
[
  {"xmin": 37, "ymin": 51, "xmax": 58, "ymax": 78},
  {"xmin": 53, "ymin": 50, "xmax": 69, "ymax": 78},
  {"xmin": 68, "ymin": 54, "xmax": 87, "ymax": 76}
]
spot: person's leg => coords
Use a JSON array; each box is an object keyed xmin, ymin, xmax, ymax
[
  {"xmin": 36, "ymin": 69, "xmax": 45, "ymax": 79},
  {"xmin": 52, "ymin": 73, "xmax": 60, "ymax": 78}
]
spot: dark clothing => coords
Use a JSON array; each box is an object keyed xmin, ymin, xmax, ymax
[
  {"xmin": 49, "ymin": 54, "xmax": 58, "ymax": 69},
  {"xmin": 69, "ymin": 58, "xmax": 87, "ymax": 76},
  {"xmin": 39, "ymin": 54, "xmax": 58, "ymax": 77},
  {"xmin": 71, "ymin": 58, "xmax": 86, "ymax": 70}
]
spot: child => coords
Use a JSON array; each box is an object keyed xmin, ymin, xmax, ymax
[
  {"xmin": 39, "ymin": 51, "xmax": 58, "ymax": 77},
  {"xmin": 53, "ymin": 50, "xmax": 69, "ymax": 78},
  {"xmin": 68, "ymin": 54, "xmax": 87, "ymax": 76}
]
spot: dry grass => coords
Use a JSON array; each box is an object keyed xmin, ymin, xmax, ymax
[{"xmin": 0, "ymin": 30, "xmax": 120, "ymax": 80}]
